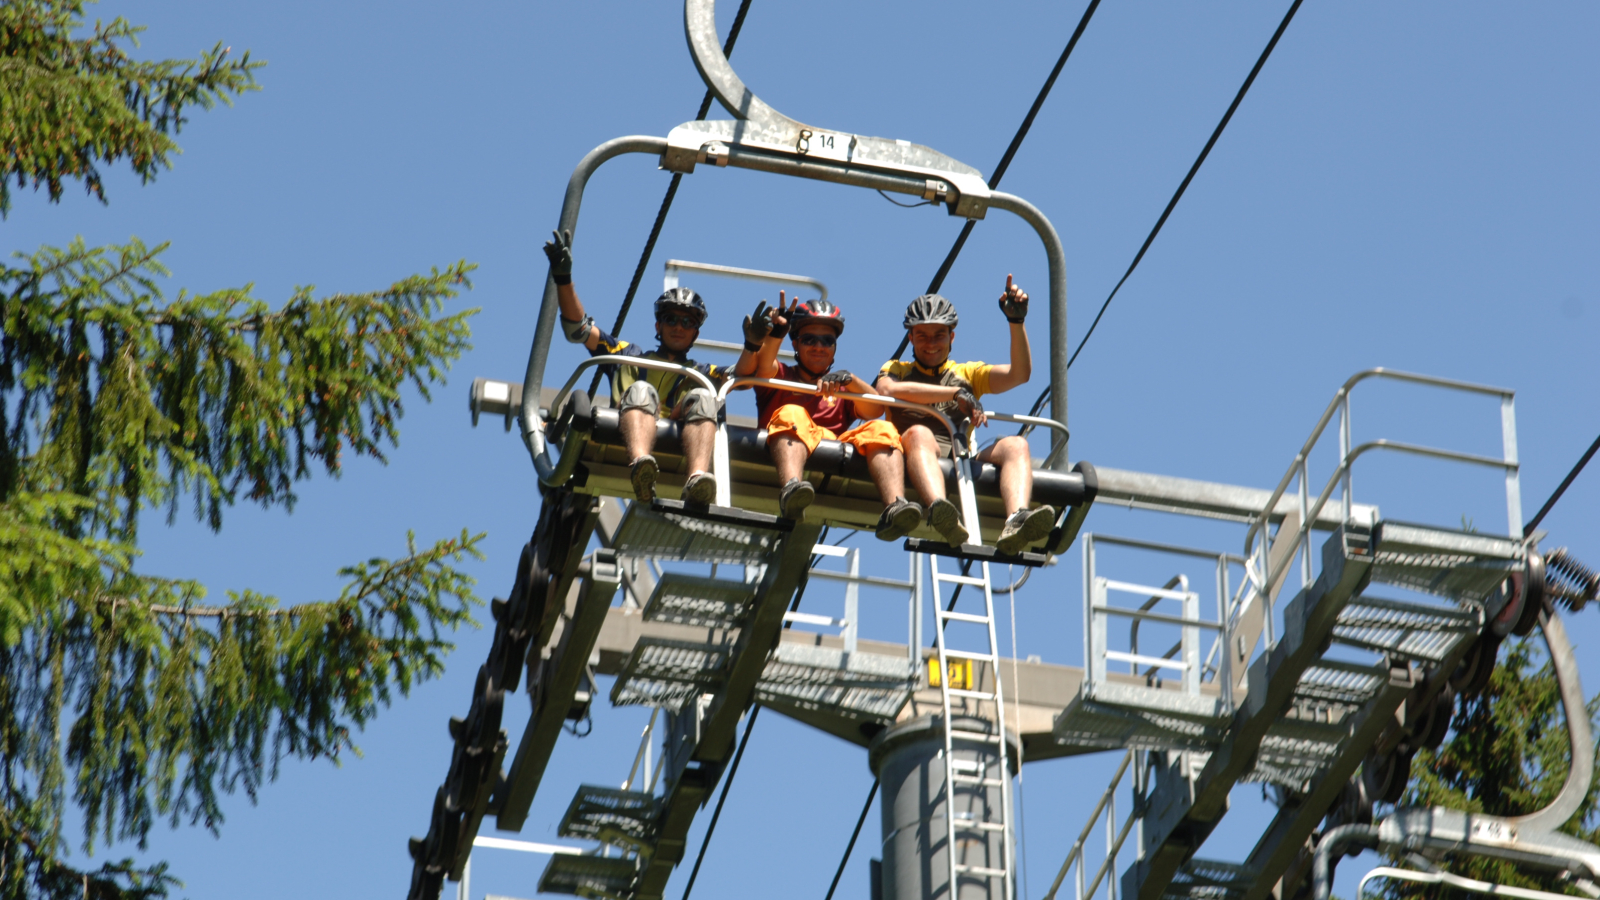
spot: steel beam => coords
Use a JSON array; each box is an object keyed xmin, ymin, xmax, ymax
[
  {"xmin": 1094, "ymin": 466, "xmax": 1378, "ymax": 528},
  {"xmin": 494, "ymin": 551, "xmax": 619, "ymax": 831},
  {"xmin": 632, "ymin": 521, "xmax": 823, "ymax": 898},
  {"xmin": 1128, "ymin": 528, "xmax": 1373, "ymax": 900}
]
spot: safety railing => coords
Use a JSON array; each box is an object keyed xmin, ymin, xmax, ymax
[
  {"xmin": 1081, "ymin": 533, "xmax": 1240, "ymax": 712},
  {"xmin": 984, "ymin": 410, "xmax": 1071, "ymax": 470},
  {"xmin": 1042, "ymin": 750, "xmax": 1138, "ymax": 900},
  {"xmin": 1243, "ymin": 368, "xmax": 1522, "ymax": 610}
]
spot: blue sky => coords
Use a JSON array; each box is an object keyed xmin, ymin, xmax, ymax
[{"xmin": 10, "ymin": 1, "xmax": 1600, "ymax": 898}]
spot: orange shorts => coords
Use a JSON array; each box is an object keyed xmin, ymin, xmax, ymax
[{"xmin": 766, "ymin": 404, "xmax": 903, "ymax": 456}]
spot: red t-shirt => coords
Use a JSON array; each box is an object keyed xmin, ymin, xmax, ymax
[{"xmin": 755, "ymin": 363, "xmax": 858, "ymax": 433}]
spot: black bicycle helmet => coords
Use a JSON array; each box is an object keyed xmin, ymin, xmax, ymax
[
  {"xmin": 789, "ymin": 299, "xmax": 844, "ymax": 337},
  {"xmin": 655, "ymin": 287, "xmax": 707, "ymax": 327},
  {"xmin": 903, "ymin": 293, "xmax": 958, "ymax": 329}
]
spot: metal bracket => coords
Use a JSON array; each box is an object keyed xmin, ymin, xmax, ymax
[{"xmin": 674, "ymin": 0, "xmax": 991, "ymax": 219}]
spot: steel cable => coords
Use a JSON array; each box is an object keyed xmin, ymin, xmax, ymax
[
  {"xmin": 587, "ymin": 0, "xmax": 755, "ymax": 399},
  {"xmin": 822, "ymin": 778, "xmax": 879, "ymax": 900},
  {"xmin": 678, "ymin": 546, "xmax": 822, "ymax": 900},
  {"xmin": 1526, "ymin": 429, "xmax": 1600, "ymax": 534},
  {"xmin": 888, "ymin": 0, "xmax": 1102, "ymax": 363},
  {"xmin": 1024, "ymin": 0, "xmax": 1305, "ymax": 421}
]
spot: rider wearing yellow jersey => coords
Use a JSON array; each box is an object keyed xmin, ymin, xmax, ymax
[
  {"xmin": 872, "ymin": 277, "xmax": 1056, "ymax": 555},
  {"xmin": 544, "ymin": 230, "xmax": 757, "ymax": 504}
]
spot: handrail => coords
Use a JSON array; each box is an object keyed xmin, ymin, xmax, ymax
[
  {"xmin": 1357, "ymin": 867, "xmax": 1577, "ymax": 900},
  {"xmin": 1242, "ymin": 368, "xmax": 1521, "ymax": 607},
  {"xmin": 986, "ymin": 410, "xmax": 1070, "ymax": 469},
  {"xmin": 532, "ymin": 355, "xmax": 719, "ymax": 486},
  {"xmin": 549, "ymin": 355, "xmax": 718, "ymax": 429},
  {"xmin": 521, "ymin": 136, "xmax": 669, "ymax": 459},
  {"xmin": 1042, "ymin": 750, "xmax": 1133, "ymax": 900},
  {"xmin": 1248, "ymin": 437, "xmax": 1520, "ymax": 614}
]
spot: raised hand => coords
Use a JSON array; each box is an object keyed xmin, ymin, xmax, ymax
[
  {"xmin": 770, "ymin": 289, "xmax": 797, "ymax": 339},
  {"xmin": 998, "ymin": 273, "xmax": 1028, "ymax": 323},
  {"xmin": 742, "ymin": 299, "xmax": 773, "ymax": 349},
  {"xmin": 543, "ymin": 229, "xmax": 573, "ymax": 286}
]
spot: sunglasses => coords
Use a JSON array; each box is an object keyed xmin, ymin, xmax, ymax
[
  {"xmin": 796, "ymin": 333, "xmax": 837, "ymax": 348},
  {"xmin": 657, "ymin": 313, "xmax": 701, "ymax": 330}
]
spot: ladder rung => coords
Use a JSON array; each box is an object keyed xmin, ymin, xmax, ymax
[
  {"xmin": 935, "ymin": 574, "xmax": 989, "ymax": 588},
  {"xmin": 949, "ymin": 729, "xmax": 1002, "ymax": 743},
  {"xmin": 954, "ymin": 864, "xmax": 1008, "ymax": 877},
  {"xmin": 955, "ymin": 821, "xmax": 1008, "ymax": 833},
  {"xmin": 938, "ymin": 648, "xmax": 993, "ymax": 661},
  {"xmin": 945, "ymin": 689, "xmax": 996, "ymax": 701},
  {"xmin": 952, "ymin": 775, "xmax": 1004, "ymax": 787},
  {"xmin": 950, "ymin": 759, "xmax": 982, "ymax": 773},
  {"xmin": 938, "ymin": 610, "xmax": 991, "ymax": 624}
]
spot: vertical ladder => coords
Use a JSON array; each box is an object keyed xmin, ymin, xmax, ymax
[{"xmin": 929, "ymin": 553, "xmax": 1016, "ymax": 900}]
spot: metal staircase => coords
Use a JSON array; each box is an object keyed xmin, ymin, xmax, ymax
[
  {"xmin": 928, "ymin": 554, "xmax": 1017, "ymax": 900},
  {"xmin": 1046, "ymin": 368, "xmax": 1541, "ymax": 900}
]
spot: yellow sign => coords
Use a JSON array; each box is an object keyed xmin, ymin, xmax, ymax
[{"xmin": 928, "ymin": 657, "xmax": 972, "ymax": 690}]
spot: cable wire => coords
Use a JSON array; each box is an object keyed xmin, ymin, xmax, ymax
[
  {"xmin": 587, "ymin": 0, "xmax": 755, "ymax": 398},
  {"xmin": 679, "ymin": 535, "xmax": 826, "ymax": 900},
  {"xmin": 889, "ymin": 0, "xmax": 1103, "ymax": 362},
  {"xmin": 678, "ymin": 706, "xmax": 759, "ymax": 900},
  {"xmin": 1526, "ymin": 429, "xmax": 1600, "ymax": 535},
  {"xmin": 822, "ymin": 778, "xmax": 879, "ymax": 900},
  {"xmin": 1025, "ymin": 0, "xmax": 1305, "ymax": 420}
]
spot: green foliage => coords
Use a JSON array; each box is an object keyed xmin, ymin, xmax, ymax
[
  {"xmin": 0, "ymin": 238, "xmax": 477, "ymax": 541},
  {"xmin": 1381, "ymin": 637, "xmax": 1600, "ymax": 896},
  {"xmin": 1, "ymin": 4, "xmax": 486, "ymax": 897},
  {"xmin": 0, "ymin": 0, "xmax": 260, "ymax": 215}
]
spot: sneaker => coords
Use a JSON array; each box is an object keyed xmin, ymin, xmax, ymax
[
  {"xmin": 779, "ymin": 478, "xmax": 815, "ymax": 520},
  {"xmin": 996, "ymin": 505, "xmax": 1057, "ymax": 556},
  {"xmin": 925, "ymin": 497, "xmax": 969, "ymax": 547},
  {"xmin": 630, "ymin": 455, "xmax": 658, "ymax": 503},
  {"xmin": 875, "ymin": 497, "xmax": 924, "ymax": 542},
  {"xmin": 683, "ymin": 471, "xmax": 718, "ymax": 506}
]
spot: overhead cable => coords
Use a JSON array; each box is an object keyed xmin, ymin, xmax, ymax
[
  {"xmin": 679, "ymin": 548, "xmax": 821, "ymax": 900},
  {"xmin": 822, "ymin": 778, "xmax": 880, "ymax": 900},
  {"xmin": 889, "ymin": 0, "xmax": 1102, "ymax": 362},
  {"xmin": 1025, "ymin": 0, "xmax": 1305, "ymax": 420},
  {"xmin": 1526, "ymin": 430, "xmax": 1600, "ymax": 534},
  {"xmin": 677, "ymin": 706, "xmax": 760, "ymax": 900},
  {"xmin": 588, "ymin": 0, "xmax": 754, "ymax": 397}
]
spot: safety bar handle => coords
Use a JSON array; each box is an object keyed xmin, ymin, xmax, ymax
[{"xmin": 715, "ymin": 376, "xmax": 967, "ymax": 454}]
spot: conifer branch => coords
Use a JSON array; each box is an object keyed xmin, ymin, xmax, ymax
[{"xmin": 0, "ymin": 0, "xmax": 262, "ymax": 215}]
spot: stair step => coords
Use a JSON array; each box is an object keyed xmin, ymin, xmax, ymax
[
  {"xmin": 610, "ymin": 637, "xmax": 729, "ymax": 711},
  {"xmin": 610, "ymin": 498, "xmax": 785, "ymax": 565},
  {"xmin": 642, "ymin": 572, "xmax": 757, "ymax": 629}
]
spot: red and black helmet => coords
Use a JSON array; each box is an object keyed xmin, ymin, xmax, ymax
[{"xmin": 789, "ymin": 299, "xmax": 844, "ymax": 337}]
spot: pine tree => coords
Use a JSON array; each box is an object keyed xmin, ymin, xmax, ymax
[
  {"xmin": 1381, "ymin": 636, "xmax": 1600, "ymax": 897},
  {"xmin": 1, "ymin": 3, "xmax": 484, "ymax": 897}
]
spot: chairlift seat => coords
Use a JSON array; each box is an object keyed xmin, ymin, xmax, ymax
[{"xmin": 560, "ymin": 400, "xmax": 1094, "ymax": 546}]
